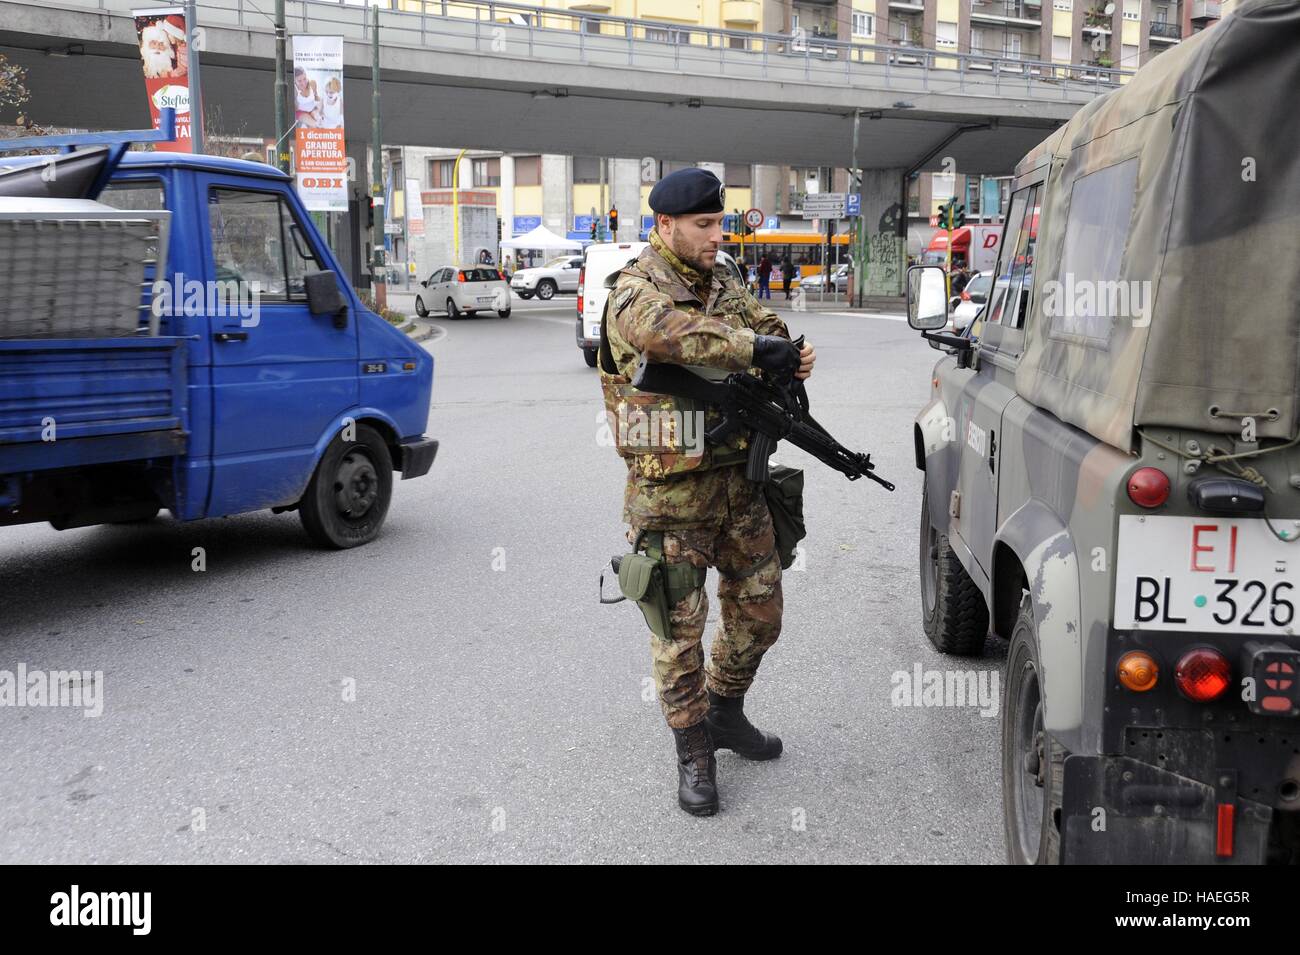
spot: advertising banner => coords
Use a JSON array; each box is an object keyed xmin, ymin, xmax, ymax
[
  {"xmin": 407, "ymin": 178, "xmax": 425, "ymax": 237},
  {"xmin": 291, "ymin": 36, "xmax": 347, "ymax": 212},
  {"xmin": 132, "ymin": 7, "xmax": 193, "ymax": 152}
]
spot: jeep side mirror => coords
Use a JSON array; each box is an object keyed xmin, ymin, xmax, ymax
[
  {"xmin": 305, "ymin": 270, "xmax": 348, "ymax": 329},
  {"xmin": 907, "ymin": 265, "xmax": 949, "ymax": 331}
]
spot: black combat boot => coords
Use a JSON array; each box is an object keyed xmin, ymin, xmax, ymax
[
  {"xmin": 672, "ymin": 721, "xmax": 719, "ymax": 816},
  {"xmin": 705, "ymin": 690, "xmax": 783, "ymax": 760}
]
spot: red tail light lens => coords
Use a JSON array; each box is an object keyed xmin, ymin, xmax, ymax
[
  {"xmin": 1175, "ymin": 648, "xmax": 1231, "ymax": 702},
  {"xmin": 1127, "ymin": 467, "xmax": 1170, "ymax": 508}
]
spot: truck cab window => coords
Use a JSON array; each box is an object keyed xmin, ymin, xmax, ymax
[{"xmin": 208, "ymin": 188, "xmax": 321, "ymax": 301}]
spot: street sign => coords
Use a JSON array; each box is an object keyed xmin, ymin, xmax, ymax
[
  {"xmin": 801, "ymin": 192, "xmax": 846, "ymax": 219},
  {"xmin": 845, "ymin": 194, "xmax": 861, "ymax": 217},
  {"xmin": 744, "ymin": 208, "xmax": 764, "ymax": 229},
  {"xmin": 765, "ymin": 216, "xmax": 779, "ymax": 229}
]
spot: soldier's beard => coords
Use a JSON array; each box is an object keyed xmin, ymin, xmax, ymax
[{"xmin": 665, "ymin": 233, "xmax": 717, "ymax": 274}]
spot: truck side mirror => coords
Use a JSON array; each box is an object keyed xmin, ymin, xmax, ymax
[
  {"xmin": 305, "ymin": 270, "xmax": 348, "ymax": 329},
  {"xmin": 907, "ymin": 265, "xmax": 949, "ymax": 331}
]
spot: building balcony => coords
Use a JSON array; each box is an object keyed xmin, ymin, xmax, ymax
[
  {"xmin": 970, "ymin": 0, "xmax": 1043, "ymax": 27},
  {"xmin": 1149, "ymin": 20, "xmax": 1181, "ymax": 40},
  {"xmin": 721, "ymin": 0, "xmax": 761, "ymax": 24},
  {"xmin": 888, "ymin": 1, "xmax": 925, "ymax": 12},
  {"xmin": 1190, "ymin": 0, "xmax": 1221, "ymax": 20}
]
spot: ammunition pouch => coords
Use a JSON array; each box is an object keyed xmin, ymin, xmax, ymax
[{"xmin": 763, "ymin": 465, "xmax": 806, "ymax": 570}]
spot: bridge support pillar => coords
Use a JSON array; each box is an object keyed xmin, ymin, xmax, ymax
[{"xmin": 853, "ymin": 167, "xmax": 906, "ymax": 300}]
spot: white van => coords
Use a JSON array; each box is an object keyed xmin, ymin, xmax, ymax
[
  {"xmin": 577, "ymin": 241, "xmax": 647, "ymax": 367},
  {"xmin": 576, "ymin": 242, "xmax": 748, "ymax": 367}
]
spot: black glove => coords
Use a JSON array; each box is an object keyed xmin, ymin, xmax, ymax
[{"xmin": 751, "ymin": 334, "xmax": 800, "ymax": 377}]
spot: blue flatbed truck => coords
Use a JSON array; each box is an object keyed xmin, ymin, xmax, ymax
[{"xmin": 0, "ymin": 115, "xmax": 436, "ymax": 548}]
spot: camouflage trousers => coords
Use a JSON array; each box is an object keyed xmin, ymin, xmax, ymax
[{"xmin": 629, "ymin": 469, "xmax": 784, "ymax": 729}]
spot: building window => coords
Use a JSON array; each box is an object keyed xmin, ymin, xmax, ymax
[
  {"xmin": 1122, "ymin": 0, "xmax": 1140, "ymax": 19},
  {"xmin": 724, "ymin": 164, "xmax": 752, "ymax": 188},
  {"xmin": 1005, "ymin": 33, "xmax": 1022, "ymax": 57},
  {"xmin": 935, "ymin": 21, "xmax": 958, "ymax": 47},
  {"xmin": 584, "ymin": 18, "xmax": 602, "ymax": 33},
  {"xmin": 472, "ymin": 157, "xmax": 500, "ymax": 188},
  {"xmin": 428, "ymin": 158, "xmax": 455, "ymax": 189},
  {"xmin": 851, "ymin": 12, "xmax": 874, "ymax": 37},
  {"xmin": 1052, "ymin": 0, "xmax": 1072, "ymax": 8},
  {"xmin": 727, "ymin": 33, "xmax": 748, "ymax": 49},
  {"xmin": 645, "ymin": 26, "xmax": 685, "ymax": 43},
  {"xmin": 514, "ymin": 155, "xmax": 541, "ymax": 187},
  {"xmin": 1120, "ymin": 42, "xmax": 1139, "ymax": 67},
  {"xmin": 1154, "ymin": 3, "xmax": 1171, "ymax": 21},
  {"xmin": 573, "ymin": 156, "xmax": 602, "ymax": 184},
  {"xmin": 1052, "ymin": 35, "xmax": 1071, "ymax": 61}
]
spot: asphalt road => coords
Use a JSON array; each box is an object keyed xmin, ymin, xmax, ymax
[{"xmin": 0, "ymin": 293, "xmax": 1008, "ymax": 864}]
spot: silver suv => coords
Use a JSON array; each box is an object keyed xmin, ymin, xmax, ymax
[{"xmin": 510, "ymin": 255, "xmax": 582, "ymax": 300}]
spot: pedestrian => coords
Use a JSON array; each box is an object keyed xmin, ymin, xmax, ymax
[
  {"xmin": 950, "ymin": 266, "xmax": 970, "ymax": 296},
  {"xmin": 780, "ymin": 253, "xmax": 794, "ymax": 300},
  {"xmin": 756, "ymin": 254, "xmax": 772, "ymax": 300},
  {"xmin": 598, "ymin": 168, "xmax": 816, "ymax": 816}
]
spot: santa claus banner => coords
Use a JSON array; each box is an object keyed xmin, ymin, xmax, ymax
[
  {"xmin": 133, "ymin": 7, "xmax": 193, "ymax": 152},
  {"xmin": 291, "ymin": 36, "xmax": 347, "ymax": 212}
]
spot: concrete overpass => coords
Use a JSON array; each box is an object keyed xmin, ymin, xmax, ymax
[
  {"xmin": 1, "ymin": 0, "xmax": 1127, "ymax": 172},
  {"xmin": 1, "ymin": 0, "xmax": 1129, "ymax": 295}
]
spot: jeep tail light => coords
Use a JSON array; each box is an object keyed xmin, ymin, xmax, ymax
[
  {"xmin": 1117, "ymin": 650, "xmax": 1159, "ymax": 692},
  {"xmin": 1127, "ymin": 467, "xmax": 1170, "ymax": 509},
  {"xmin": 1174, "ymin": 648, "xmax": 1231, "ymax": 702}
]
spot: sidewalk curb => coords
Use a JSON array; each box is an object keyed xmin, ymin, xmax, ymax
[{"xmin": 404, "ymin": 319, "xmax": 436, "ymax": 343}]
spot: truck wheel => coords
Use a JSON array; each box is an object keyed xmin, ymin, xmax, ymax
[
  {"xmin": 583, "ymin": 347, "xmax": 598, "ymax": 368},
  {"xmin": 1002, "ymin": 595, "xmax": 1066, "ymax": 865},
  {"xmin": 919, "ymin": 483, "xmax": 989, "ymax": 654},
  {"xmin": 414, "ymin": 296, "xmax": 429, "ymax": 318},
  {"xmin": 445, "ymin": 298, "xmax": 462, "ymax": 320},
  {"xmin": 299, "ymin": 424, "xmax": 393, "ymax": 549},
  {"xmin": 536, "ymin": 280, "xmax": 556, "ymax": 301},
  {"xmin": 497, "ymin": 308, "xmax": 511, "ymax": 319}
]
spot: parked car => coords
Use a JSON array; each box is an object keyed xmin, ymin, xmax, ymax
[
  {"xmin": 510, "ymin": 255, "xmax": 583, "ymax": 300},
  {"xmin": 950, "ymin": 270, "xmax": 991, "ymax": 330},
  {"xmin": 798, "ymin": 264, "xmax": 849, "ymax": 293},
  {"xmin": 577, "ymin": 241, "xmax": 649, "ymax": 367},
  {"xmin": 416, "ymin": 266, "xmax": 511, "ymax": 319}
]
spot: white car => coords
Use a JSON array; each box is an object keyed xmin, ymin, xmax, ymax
[
  {"xmin": 576, "ymin": 244, "xmax": 749, "ymax": 367},
  {"xmin": 951, "ymin": 270, "xmax": 992, "ymax": 331},
  {"xmin": 416, "ymin": 265, "xmax": 511, "ymax": 319},
  {"xmin": 510, "ymin": 255, "xmax": 583, "ymax": 300},
  {"xmin": 799, "ymin": 264, "xmax": 849, "ymax": 293}
]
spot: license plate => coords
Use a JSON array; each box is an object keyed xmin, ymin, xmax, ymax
[
  {"xmin": 1114, "ymin": 515, "xmax": 1300, "ymax": 635},
  {"xmin": 476, "ymin": 296, "xmax": 494, "ymax": 304},
  {"xmin": 588, "ymin": 325, "xmax": 600, "ymax": 338}
]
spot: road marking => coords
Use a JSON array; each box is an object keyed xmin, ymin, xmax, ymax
[{"xmin": 814, "ymin": 312, "xmax": 909, "ymax": 322}]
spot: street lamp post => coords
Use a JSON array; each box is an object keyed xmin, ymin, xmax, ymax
[
  {"xmin": 274, "ymin": 0, "xmax": 289, "ymax": 172},
  {"xmin": 371, "ymin": 4, "xmax": 386, "ymax": 311}
]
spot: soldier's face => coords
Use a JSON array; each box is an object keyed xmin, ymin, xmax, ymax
[{"xmin": 660, "ymin": 213, "xmax": 724, "ymax": 272}]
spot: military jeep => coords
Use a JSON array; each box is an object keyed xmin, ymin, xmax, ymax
[{"xmin": 907, "ymin": 0, "xmax": 1300, "ymax": 864}]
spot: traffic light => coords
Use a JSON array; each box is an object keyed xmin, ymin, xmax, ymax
[
  {"xmin": 954, "ymin": 204, "xmax": 967, "ymax": 229},
  {"xmin": 366, "ymin": 196, "xmax": 376, "ymax": 231},
  {"xmin": 590, "ymin": 218, "xmax": 598, "ymax": 241},
  {"xmin": 608, "ymin": 207, "xmax": 618, "ymax": 236},
  {"xmin": 936, "ymin": 200, "xmax": 951, "ymax": 231}
]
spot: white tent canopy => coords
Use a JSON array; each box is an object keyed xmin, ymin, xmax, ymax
[{"xmin": 499, "ymin": 224, "xmax": 581, "ymax": 251}]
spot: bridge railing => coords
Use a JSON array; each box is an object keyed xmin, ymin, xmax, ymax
[{"xmin": 38, "ymin": 0, "xmax": 1132, "ymax": 99}]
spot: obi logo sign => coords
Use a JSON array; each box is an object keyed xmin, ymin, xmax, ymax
[
  {"xmin": 151, "ymin": 84, "xmax": 190, "ymax": 113},
  {"xmin": 300, "ymin": 177, "xmax": 344, "ymax": 189}
]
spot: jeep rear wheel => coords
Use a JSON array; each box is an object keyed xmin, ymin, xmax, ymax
[
  {"xmin": 1002, "ymin": 595, "xmax": 1066, "ymax": 865},
  {"xmin": 919, "ymin": 483, "xmax": 989, "ymax": 655}
]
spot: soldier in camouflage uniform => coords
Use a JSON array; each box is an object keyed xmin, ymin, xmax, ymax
[{"xmin": 597, "ymin": 168, "xmax": 815, "ymax": 815}]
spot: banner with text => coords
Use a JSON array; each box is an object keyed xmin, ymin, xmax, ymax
[
  {"xmin": 291, "ymin": 36, "xmax": 347, "ymax": 212},
  {"xmin": 132, "ymin": 7, "xmax": 193, "ymax": 152}
]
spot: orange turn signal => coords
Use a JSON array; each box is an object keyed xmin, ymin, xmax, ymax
[{"xmin": 1117, "ymin": 650, "xmax": 1159, "ymax": 692}]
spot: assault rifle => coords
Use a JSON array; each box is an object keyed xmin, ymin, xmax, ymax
[{"xmin": 630, "ymin": 337, "xmax": 895, "ymax": 491}]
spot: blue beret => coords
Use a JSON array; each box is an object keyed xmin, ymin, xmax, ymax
[{"xmin": 648, "ymin": 168, "xmax": 726, "ymax": 215}]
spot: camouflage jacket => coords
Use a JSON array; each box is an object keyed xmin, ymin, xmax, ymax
[{"xmin": 599, "ymin": 230, "xmax": 790, "ymax": 529}]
